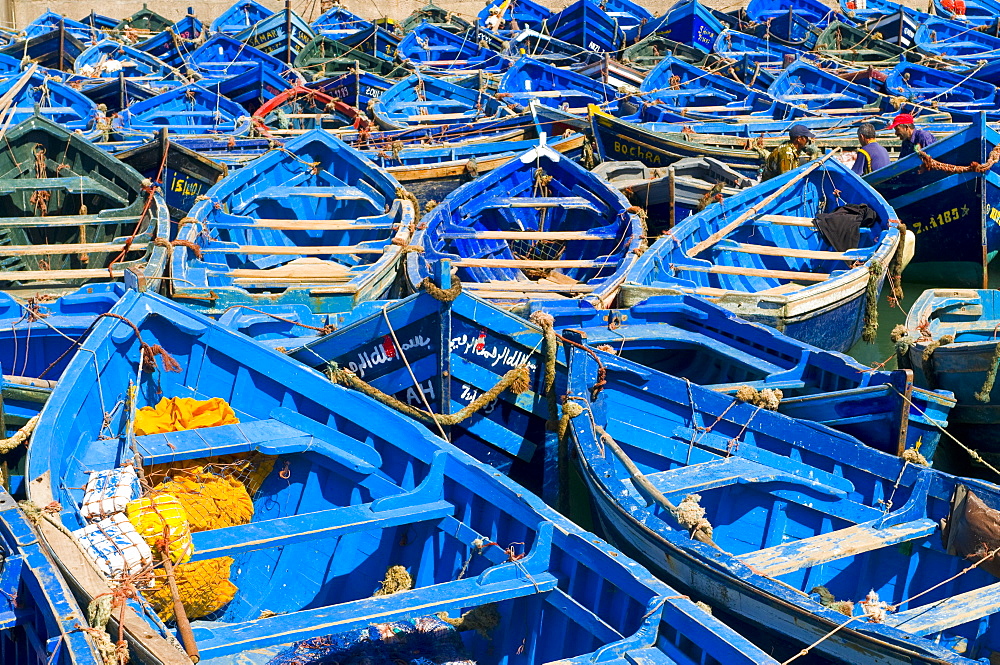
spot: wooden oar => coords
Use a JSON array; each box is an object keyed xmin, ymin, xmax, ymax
[
  {"xmin": 687, "ymin": 148, "xmax": 841, "ymax": 259},
  {"xmin": 158, "ymin": 537, "xmax": 200, "ymax": 664}
]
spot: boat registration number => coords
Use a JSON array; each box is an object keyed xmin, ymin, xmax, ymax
[{"xmin": 911, "ymin": 205, "xmax": 968, "ymax": 235}]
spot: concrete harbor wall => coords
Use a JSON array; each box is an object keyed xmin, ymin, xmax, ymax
[{"xmin": 1, "ymin": 0, "xmax": 931, "ymax": 30}]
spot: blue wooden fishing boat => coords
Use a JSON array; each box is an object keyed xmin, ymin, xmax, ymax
[
  {"xmin": 639, "ymin": 0, "xmax": 723, "ymax": 50},
  {"xmin": 236, "ymin": 0, "xmax": 316, "ymax": 65},
  {"xmin": 0, "ymin": 69, "xmax": 98, "ymax": 133},
  {"xmin": 547, "ymin": 0, "xmax": 624, "ymax": 54},
  {"xmin": 882, "ymin": 61, "xmax": 998, "ymax": 108},
  {"xmin": 902, "ymin": 288, "xmax": 1000, "ymax": 463},
  {"xmin": 745, "ymin": 0, "xmax": 839, "ymax": 48},
  {"xmin": 187, "ymin": 33, "xmax": 292, "ymax": 82},
  {"xmin": 860, "ymin": 2, "xmax": 921, "ymax": 48},
  {"xmin": 113, "ymin": 84, "xmax": 252, "ymax": 139},
  {"xmin": 0, "ymin": 483, "xmax": 103, "ymax": 663},
  {"xmin": 639, "ymin": 54, "xmax": 779, "ymax": 119},
  {"xmin": 864, "ymin": 114, "xmax": 1000, "ymax": 288},
  {"xmin": 712, "ymin": 29, "xmax": 805, "ymax": 91},
  {"xmin": 621, "ymin": 152, "xmax": 903, "ymax": 352},
  {"xmin": 311, "ymin": 4, "xmax": 371, "ymax": 38},
  {"xmin": 372, "ymin": 73, "xmax": 510, "ymax": 130},
  {"xmin": 170, "ymin": 129, "xmax": 415, "ymax": 315},
  {"xmin": 498, "ymin": 56, "xmax": 618, "ymax": 114},
  {"xmin": 250, "ymin": 86, "xmax": 359, "ymax": 137},
  {"xmin": 308, "ymin": 70, "xmax": 394, "ymax": 110},
  {"xmin": 0, "ymin": 283, "xmax": 123, "ymax": 495},
  {"xmin": 540, "ymin": 293, "xmax": 955, "ymax": 462},
  {"xmin": 768, "ymin": 60, "xmax": 884, "ymax": 113},
  {"xmin": 478, "ymin": 0, "xmax": 552, "ymax": 32},
  {"xmin": 23, "ymin": 11, "xmax": 99, "ymax": 43},
  {"xmin": 397, "ymin": 22, "xmax": 504, "ymax": 72},
  {"xmin": 566, "ymin": 336, "xmax": 1000, "ymax": 664},
  {"xmin": 136, "ymin": 9, "xmax": 204, "ymax": 71},
  {"xmin": 80, "ymin": 75, "xmax": 159, "ymax": 115},
  {"xmin": 210, "ymin": 0, "xmax": 272, "ymax": 35},
  {"xmin": 334, "ymin": 23, "xmax": 402, "ymax": 63},
  {"xmin": 0, "ymin": 114, "xmax": 169, "ymax": 300},
  {"xmin": 597, "ymin": 0, "xmax": 655, "ymax": 44},
  {"xmin": 0, "ymin": 26, "xmax": 86, "ymax": 72},
  {"xmin": 74, "ymin": 39, "xmax": 172, "ymax": 79},
  {"xmin": 500, "ymin": 29, "xmax": 603, "ymax": 68},
  {"xmin": 407, "ymin": 141, "xmax": 643, "ymax": 309},
  {"xmin": 374, "ymin": 132, "xmax": 584, "ymax": 203},
  {"xmin": 24, "ymin": 287, "xmax": 776, "ymax": 665},
  {"xmin": 80, "ymin": 11, "xmax": 118, "ymax": 34}
]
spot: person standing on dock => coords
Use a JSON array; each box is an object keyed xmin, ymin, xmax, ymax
[
  {"xmin": 852, "ymin": 122, "xmax": 890, "ymax": 176},
  {"xmin": 887, "ymin": 113, "xmax": 935, "ymax": 159},
  {"xmin": 761, "ymin": 124, "xmax": 815, "ymax": 181}
]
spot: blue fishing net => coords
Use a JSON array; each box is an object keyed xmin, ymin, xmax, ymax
[{"xmin": 266, "ymin": 616, "xmax": 476, "ymax": 665}]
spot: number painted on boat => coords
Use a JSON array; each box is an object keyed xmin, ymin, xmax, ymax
[
  {"xmin": 364, "ymin": 86, "xmax": 382, "ymax": 99},
  {"xmin": 989, "ymin": 203, "xmax": 1000, "ymax": 224},
  {"xmin": 588, "ymin": 41, "xmax": 604, "ymax": 53},
  {"xmin": 170, "ymin": 176, "xmax": 202, "ymax": 197},
  {"xmin": 404, "ymin": 379, "xmax": 436, "ymax": 406},
  {"xmin": 911, "ymin": 205, "xmax": 969, "ymax": 234}
]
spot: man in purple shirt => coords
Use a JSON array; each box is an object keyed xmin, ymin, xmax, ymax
[
  {"xmin": 887, "ymin": 113, "xmax": 935, "ymax": 159},
  {"xmin": 851, "ymin": 123, "xmax": 890, "ymax": 176}
]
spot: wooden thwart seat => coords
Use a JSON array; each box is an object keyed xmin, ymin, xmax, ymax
[
  {"xmin": 208, "ymin": 245, "xmax": 385, "ymax": 256},
  {"xmin": 463, "ymin": 281, "xmax": 597, "ymax": 293},
  {"xmin": 0, "ymin": 268, "xmax": 126, "ymax": 281},
  {"xmin": 718, "ymin": 243, "xmax": 854, "ymax": 261},
  {"xmin": 756, "ymin": 214, "xmax": 816, "ymax": 226},
  {"xmin": 888, "ymin": 580, "xmax": 1000, "ymax": 636},
  {"xmin": 737, "ymin": 517, "xmax": 938, "ymax": 578},
  {"xmin": 672, "ymin": 264, "xmax": 830, "ymax": 282},
  {"xmin": 460, "ymin": 196, "xmax": 602, "ymax": 217},
  {"xmin": 443, "ymin": 230, "xmax": 616, "ymax": 241},
  {"xmin": 0, "ymin": 214, "xmax": 142, "ymax": 228},
  {"xmin": 455, "ymin": 258, "xmax": 618, "ymax": 269}
]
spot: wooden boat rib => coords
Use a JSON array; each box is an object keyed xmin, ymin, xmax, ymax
[{"xmin": 25, "ymin": 288, "xmax": 778, "ymax": 665}]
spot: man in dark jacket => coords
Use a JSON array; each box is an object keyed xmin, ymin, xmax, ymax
[
  {"xmin": 761, "ymin": 124, "xmax": 815, "ymax": 181},
  {"xmin": 887, "ymin": 113, "xmax": 935, "ymax": 159}
]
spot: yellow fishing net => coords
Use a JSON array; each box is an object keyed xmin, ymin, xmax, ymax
[
  {"xmin": 134, "ymin": 396, "xmax": 239, "ymax": 436},
  {"xmin": 125, "ymin": 397, "xmax": 274, "ymax": 622},
  {"xmin": 125, "ymin": 495, "xmax": 193, "ymax": 565}
]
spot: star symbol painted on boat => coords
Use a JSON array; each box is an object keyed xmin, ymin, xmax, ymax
[{"xmin": 962, "ymin": 205, "xmax": 970, "ymax": 217}]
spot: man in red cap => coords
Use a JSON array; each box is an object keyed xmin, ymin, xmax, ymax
[{"xmin": 887, "ymin": 113, "xmax": 935, "ymax": 159}]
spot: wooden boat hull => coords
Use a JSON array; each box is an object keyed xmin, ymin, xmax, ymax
[
  {"xmin": 620, "ymin": 155, "xmax": 901, "ymax": 352},
  {"xmin": 905, "ymin": 289, "xmax": 1000, "ymax": 460},
  {"xmin": 22, "ymin": 289, "xmax": 778, "ymax": 665},
  {"xmin": 116, "ymin": 130, "xmax": 227, "ymax": 222},
  {"xmin": 864, "ymin": 114, "xmax": 1000, "ymax": 288},
  {"xmin": 566, "ymin": 343, "xmax": 1000, "ymax": 664}
]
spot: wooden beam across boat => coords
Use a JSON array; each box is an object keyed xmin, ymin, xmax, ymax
[
  {"xmin": 0, "ymin": 268, "xmax": 125, "ymax": 281},
  {"xmin": 0, "ymin": 214, "xmax": 143, "ymax": 228},
  {"xmin": 688, "ymin": 151, "xmax": 837, "ymax": 258},
  {"xmin": 672, "ymin": 263, "xmax": 830, "ymax": 281},
  {"xmin": 455, "ymin": 258, "xmax": 618, "ymax": 269},
  {"xmin": 756, "ymin": 215, "xmax": 816, "ymax": 227},
  {"xmin": 463, "ymin": 281, "xmax": 598, "ymax": 292},
  {"xmin": 719, "ymin": 243, "xmax": 853, "ymax": 261},
  {"xmin": 240, "ymin": 220, "xmax": 399, "ymax": 231},
  {"xmin": 209, "ymin": 245, "xmax": 386, "ymax": 255},
  {"xmin": 443, "ymin": 230, "xmax": 616, "ymax": 241}
]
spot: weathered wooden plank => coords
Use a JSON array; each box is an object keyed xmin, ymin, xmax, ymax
[
  {"xmin": 189, "ymin": 499, "xmax": 454, "ymax": 561},
  {"xmin": 209, "ymin": 245, "xmax": 385, "ymax": 255},
  {"xmin": 444, "ymin": 231, "xmax": 615, "ymax": 241},
  {"xmin": 463, "ymin": 281, "xmax": 597, "ymax": 292},
  {"xmin": 720, "ymin": 243, "xmax": 852, "ymax": 261},
  {"xmin": 241, "ymin": 220, "xmax": 397, "ymax": 231},
  {"xmin": 672, "ymin": 264, "xmax": 830, "ymax": 282},
  {"xmin": 0, "ymin": 268, "xmax": 126, "ymax": 281},
  {"xmin": 0, "ymin": 241, "xmax": 130, "ymax": 256},
  {"xmin": 888, "ymin": 580, "xmax": 1000, "ymax": 636},
  {"xmin": 737, "ymin": 517, "xmax": 938, "ymax": 578},
  {"xmin": 0, "ymin": 215, "xmax": 142, "ymax": 228},
  {"xmin": 455, "ymin": 258, "xmax": 618, "ymax": 269},
  {"xmin": 194, "ymin": 571, "xmax": 559, "ymax": 660},
  {"xmin": 755, "ymin": 214, "xmax": 815, "ymax": 226}
]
